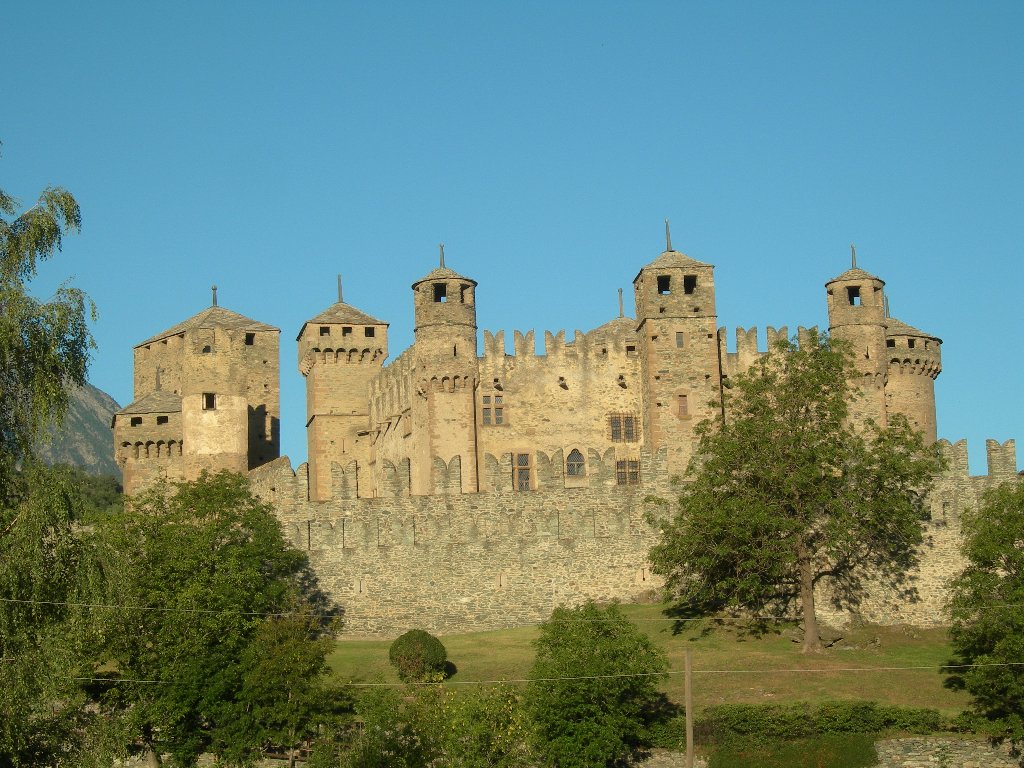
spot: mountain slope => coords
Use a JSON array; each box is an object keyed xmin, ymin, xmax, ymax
[{"xmin": 36, "ymin": 383, "xmax": 121, "ymax": 478}]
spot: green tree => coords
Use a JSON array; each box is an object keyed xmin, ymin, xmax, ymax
[
  {"xmin": 0, "ymin": 161, "xmax": 93, "ymax": 498},
  {"xmin": 0, "ymin": 154, "xmax": 95, "ymax": 765},
  {"xmin": 525, "ymin": 602, "xmax": 667, "ymax": 768},
  {"xmin": 648, "ymin": 332, "xmax": 941, "ymax": 653},
  {"xmin": 0, "ymin": 465, "xmax": 90, "ymax": 766},
  {"xmin": 88, "ymin": 471, "xmax": 338, "ymax": 767},
  {"xmin": 946, "ymin": 481, "xmax": 1024, "ymax": 744}
]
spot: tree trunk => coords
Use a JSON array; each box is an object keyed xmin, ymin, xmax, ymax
[
  {"xmin": 798, "ymin": 544, "xmax": 823, "ymax": 653},
  {"xmin": 145, "ymin": 747, "xmax": 161, "ymax": 768}
]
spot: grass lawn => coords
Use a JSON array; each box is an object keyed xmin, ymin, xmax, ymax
[{"xmin": 328, "ymin": 602, "xmax": 969, "ymax": 716}]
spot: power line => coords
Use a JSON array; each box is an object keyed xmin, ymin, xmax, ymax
[{"xmin": 29, "ymin": 661, "xmax": 1024, "ymax": 688}]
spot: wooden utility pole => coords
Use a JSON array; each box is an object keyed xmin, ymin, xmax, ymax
[{"xmin": 685, "ymin": 647, "xmax": 694, "ymax": 768}]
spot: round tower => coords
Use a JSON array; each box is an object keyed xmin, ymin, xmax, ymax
[
  {"xmin": 825, "ymin": 251, "xmax": 888, "ymax": 430},
  {"xmin": 633, "ymin": 222, "xmax": 722, "ymax": 475},
  {"xmin": 297, "ymin": 278, "xmax": 389, "ymax": 501},
  {"xmin": 409, "ymin": 247, "xmax": 479, "ymax": 494},
  {"xmin": 883, "ymin": 317, "xmax": 942, "ymax": 442}
]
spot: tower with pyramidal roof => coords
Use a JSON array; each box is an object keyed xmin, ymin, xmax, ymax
[{"xmin": 112, "ymin": 288, "xmax": 280, "ymax": 494}]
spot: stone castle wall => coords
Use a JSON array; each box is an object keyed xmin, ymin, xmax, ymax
[{"xmin": 249, "ymin": 438, "xmax": 1018, "ymax": 638}]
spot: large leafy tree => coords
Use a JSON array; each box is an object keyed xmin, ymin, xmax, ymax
[
  {"xmin": 0, "ymin": 465, "xmax": 91, "ymax": 766},
  {"xmin": 648, "ymin": 331, "xmax": 941, "ymax": 653},
  {"xmin": 524, "ymin": 601, "xmax": 667, "ymax": 767},
  {"xmin": 946, "ymin": 481, "xmax": 1024, "ymax": 744},
  {"xmin": 88, "ymin": 471, "xmax": 339, "ymax": 767},
  {"xmin": 0, "ymin": 159, "xmax": 93, "ymax": 498},
  {"xmin": 0, "ymin": 152, "xmax": 95, "ymax": 765}
]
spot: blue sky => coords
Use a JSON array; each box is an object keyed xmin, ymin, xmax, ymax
[{"xmin": 4, "ymin": 2, "xmax": 1021, "ymax": 474}]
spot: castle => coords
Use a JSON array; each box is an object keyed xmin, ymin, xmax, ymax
[{"xmin": 113, "ymin": 233, "xmax": 1018, "ymax": 635}]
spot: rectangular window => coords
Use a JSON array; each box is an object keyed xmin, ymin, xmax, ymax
[
  {"xmin": 515, "ymin": 453, "xmax": 531, "ymax": 491},
  {"xmin": 156, "ymin": 415, "xmax": 169, "ymax": 425},
  {"xmin": 342, "ymin": 326, "xmax": 352, "ymax": 337},
  {"xmin": 684, "ymin": 275, "xmax": 697, "ymax": 294},
  {"xmin": 130, "ymin": 416, "xmax": 142, "ymax": 427},
  {"xmin": 886, "ymin": 339, "xmax": 896, "ymax": 348},
  {"xmin": 657, "ymin": 275, "xmax": 671, "ymax": 294},
  {"xmin": 482, "ymin": 395, "xmax": 504, "ymax": 425},
  {"xmin": 908, "ymin": 338, "xmax": 916, "ymax": 349},
  {"xmin": 202, "ymin": 393, "xmax": 216, "ymax": 411},
  {"xmin": 245, "ymin": 332, "xmax": 255, "ymax": 346},
  {"xmin": 610, "ymin": 414, "xmax": 639, "ymax": 442},
  {"xmin": 847, "ymin": 286, "xmax": 861, "ymax": 306},
  {"xmin": 319, "ymin": 326, "xmax": 330, "ymax": 336},
  {"xmin": 675, "ymin": 331, "xmax": 685, "ymax": 348},
  {"xmin": 678, "ymin": 394, "xmax": 689, "ymax": 417},
  {"xmin": 364, "ymin": 327, "xmax": 375, "ymax": 337},
  {"xmin": 433, "ymin": 283, "xmax": 447, "ymax": 303},
  {"xmin": 615, "ymin": 460, "xmax": 641, "ymax": 485},
  {"xmin": 625, "ymin": 345, "xmax": 637, "ymax": 356}
]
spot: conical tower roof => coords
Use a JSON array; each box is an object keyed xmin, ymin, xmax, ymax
[
  {"xmin": 137, "ymin": 305, "xmax": 278, "ymax": 347},
  {"xmin": 826, "ymin": 266, "xmax": 884, "ymax": 286},
  {"xmin": 826, "ymin": 246, "xmax": 884, "ymax": 287},
  {"xmin": 886, "ymin": 316, "xmax": 941, "ymax": 342},
  {"xmin": 411, "ymin": 244, "xmax": 476, "ymax": 288}
]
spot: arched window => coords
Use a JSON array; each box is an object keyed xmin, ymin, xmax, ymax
[{"xmin": 566, "ymin": 449, "xmax": 585, "ymax": 477}]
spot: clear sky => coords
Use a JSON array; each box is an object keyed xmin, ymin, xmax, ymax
[{"xmin": 4, "ymin": 2, "xmax": 1021, "ymax": 474}]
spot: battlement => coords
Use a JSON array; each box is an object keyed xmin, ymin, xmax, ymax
[
  {"xmin": 300, "ymin": 345, "xmax": 386, "ymax": 374},
  {"xmin": 887, "ymin": 353, "xmax": 941, "ymax": 380},
  {"xmin": 934, "ymin": 438, "xmax": 1019, "ymax": 480},
  {"xmin": 717, "ymin": 325, "xmax": 819, "ymax": 377},
  {"xmin": 250, "ymin": 445, "xmax": 670, "ymax": 503},
  {"xmin": 481, "ymin": 321, "xmax": 638, "ymax": 363}
]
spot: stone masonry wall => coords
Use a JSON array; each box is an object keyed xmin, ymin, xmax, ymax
[{"xmin": 251, "ymin": 439, "xmax": 1019, "ymax": 638}]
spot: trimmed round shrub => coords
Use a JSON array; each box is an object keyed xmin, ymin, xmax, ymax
[{"xmin": 389, "ymin": 629, "xmax": 448, "ymax": 681}]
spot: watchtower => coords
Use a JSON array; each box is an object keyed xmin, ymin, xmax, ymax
[
  {"xmin": 633, "ymin": 223, "xmax": 722, "ymax": 475},
  {"xmin": 409, "ymin": 247, "xmax": 479, "ymax": 494},
  {"xmin": 297, "ymin": 278, "xmax": 389, "ymax": 501},
  {"xmin": 825, "ymin": 250, "xmax": 888, "ymax": 430},
  {"xmin": 883, "ymin": 316, "xmax": 942, "ymax": 442}
]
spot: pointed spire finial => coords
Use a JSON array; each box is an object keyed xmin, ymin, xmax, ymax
[
  {"xmin": 337, "ymin": 274, "xmax": 343, "ymax": 303},
  {"xmin": 439, "ymin": 243, "xmax": 445, "ymax": 268},
  {"xmin": 211, "ymin": 284, "xmax": 218, "ymax": 307},
  {"xmin": 850, "ymin": 244, "xmax": 857, "ymax": 269},
  {"xmin": 618, "ymin": 288, "xmax": 624, "ymax": 318},
  {"xmin": 665, "ymin": 219, "xmax": 673, "ymax": 252}
]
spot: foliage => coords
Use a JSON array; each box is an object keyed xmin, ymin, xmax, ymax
[
  {"xmin": 0, "ymin": 464, "xmax": 91, "ymax": 766},
  {"xmin": 708, "ymin": 733, "xmax": 877, "ymax": 768},
  {"xmin": 46, "ymin": 464, "xmax": 122, "ymax": 520},
  {"xmin": 691, "ymin": 702, "xmax": 943, "ymax": 747},
  {"xmin": 308, "ymin": 684, "xmax": 533, "ymax": 768},
  {"xmin": 525, "ymin": 601, "xmax": 668, "ymax": 767},
  {"xmin": 87, "ymin": 471, "xmax": 339, "ymax": 766},
  {"xmin": 0, "ymin": 163, "xmax": 93, "ymax": 499},
  {"xmin": 946, "ymin": 480, "xmax": 1024, "ymax": 744},
  {"xmin": 388, "ymin": 629, "xmax": 448, "ymax": 682},
  {"xmin": 648, "ymin": 331, "xmax": 942, "ymax": 652}
]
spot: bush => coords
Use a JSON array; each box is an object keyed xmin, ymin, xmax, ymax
[
  {"xmin": 388, "ymin": 629, "xmax": 448, "ymax": 681},
  {"xmin": 694, "ymin": 701, "xmax": 944, "ymax": 746},
  {"xmin": 525, "ymin": 601, "xmax": 668, "ymax": 768}
]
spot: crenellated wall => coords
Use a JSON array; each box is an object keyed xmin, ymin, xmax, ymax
[
  {"xmin": 250, "ymin": 439, "xmax": 1020, "ymax": 637},
  {"xmin": 250, "ymin": 446, "xmax": 671, "ymax": 636}
]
